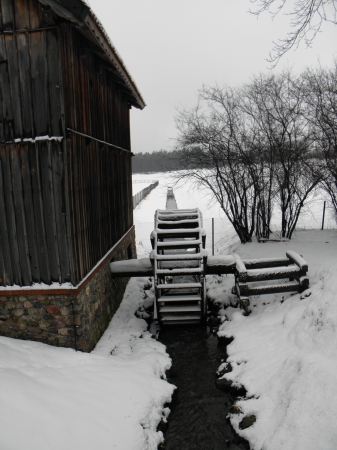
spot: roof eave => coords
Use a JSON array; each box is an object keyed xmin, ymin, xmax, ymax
[
  {"xmin": 83, "ymin": 12, "xmax": 146, "ymax": 110},
  {"xmin": 38, "ymin": 0, "xmax": 146, "ymax": 110}
]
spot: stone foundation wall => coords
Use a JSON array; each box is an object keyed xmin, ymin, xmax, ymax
[{"xmin": 0, "ymin": 227, "xmax": 136, "ymax": 352}]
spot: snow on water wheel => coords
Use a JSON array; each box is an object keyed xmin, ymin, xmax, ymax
[{"xmin": 151, "ymin": 207, "xmax": 207, "ymax": 326}]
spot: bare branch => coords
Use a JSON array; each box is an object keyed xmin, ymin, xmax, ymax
[{"xmin": 250, "ymin": 0, "xmax": 337, "ymax": 65}]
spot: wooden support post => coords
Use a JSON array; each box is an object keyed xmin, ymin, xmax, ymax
[
  {"xmin": 321, "ymin": 201, "xmax": 326, "ymax": 230},
  {"xmin": 240, "ymin": 297, "xmax": 250, "ymax": 315},
  {"xmin": 212, "ymin": 217, "xmax": 214, "ymax": 256}
]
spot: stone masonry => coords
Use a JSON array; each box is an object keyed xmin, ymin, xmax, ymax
[{"xmin": 0, "ymin": 227, "xmax": 136, "ymax": 352}]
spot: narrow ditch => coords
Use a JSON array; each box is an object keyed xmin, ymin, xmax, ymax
[{"xmin": 157, "ymin": 324, "xmax": 249, "ymax": 450}]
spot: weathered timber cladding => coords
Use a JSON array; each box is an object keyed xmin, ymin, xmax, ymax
[
  {"xmin": 60, "ymin": 24, "xmax": 131, "ymax": 149},
  {"xmin": 0, "ymin": 133, "xmax": 131, "ymax": 287},
  {"xmin": 0, "ymin": 141, "xmax": 68, "ymax": 286},
  {"xmin": 0, "ymin": 29, "xmax": 64, "ymax": 141},
  {"xmin": 0, "ymin": 0, "xmax": 135, "ymax": 288},
  {"xmin": 66, "ymin": 134, "xmax": 133, "ymax": 285},
  {"xmin": 0, "ymin": 0, "xmax": 42, "ymax": 32}
]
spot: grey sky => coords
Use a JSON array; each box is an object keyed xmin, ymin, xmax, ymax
[{"xmin": 89, "ymin": 0, "xmax": 336, "ymax": 154}]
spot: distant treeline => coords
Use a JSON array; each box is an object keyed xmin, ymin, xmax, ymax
[{"xmin": 132, "ymin": 150, "xmax": 182, "ymax": 173}]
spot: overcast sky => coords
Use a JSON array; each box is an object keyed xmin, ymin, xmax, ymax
[{"xmin": 89, "ymin": 0, "xmax": 336, "ymax": 154}]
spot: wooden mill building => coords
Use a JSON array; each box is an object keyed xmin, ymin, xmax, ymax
[{"xmin": 0, "ymin": 0, "xmax": 145, "ymax": 351}]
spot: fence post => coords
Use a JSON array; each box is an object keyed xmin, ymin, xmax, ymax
[
  {"xmin": 212, "ymin": 218, "xmax": 214, "ymax": 256},
  {"xmin": 321, "ymin": 201, "xmax": 326, "ymax": 230}
]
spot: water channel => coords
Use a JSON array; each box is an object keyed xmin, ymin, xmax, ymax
[
  {"xmin": 158, "ymin": 325, "xmax": 248, "ymax": 450},
  {"xmin": 156, "ymin": 191, "xmax": 248, "ymax": 449}
]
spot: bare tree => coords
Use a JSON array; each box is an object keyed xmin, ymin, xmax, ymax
[
  {"xmin": 175, "ymin": 71, "xmax": 325, "ymax": 242},
  {"xmin": 301, "ymin": 63, "xmax": 337, "ymax": 215},
  {"xmin": 243, "ymin": 72, "xmax": 322, "ymax": 238},
  {"xmin": 241, "ymin": 82, "xmax": 277, "ymax": 239},
  {"xmin": 250, "ymin": 0, "xmax": 337, "ymax": 64},
  {"xmin": 175, "ymin": 87, "xmax": 258, "ymax": 243}
]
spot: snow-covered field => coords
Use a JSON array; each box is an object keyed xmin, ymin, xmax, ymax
[
  {"xmin": 0, "ymin": 278, "xmax": 173, "ymax": 450},
  {"xmin": 132, "ymin": 171, "xmax": 336, "ymax": 260}
]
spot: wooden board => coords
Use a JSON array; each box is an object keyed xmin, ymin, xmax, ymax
[
  {"xmin": 17, "ymin": 32, "xmax": 34, "ymax": 138},
  {"xmin": 30, "ymin": 31, "xmax": 48, "ymax": 137},
  {"xmin": 0, "ymin": 147, "xmax": 21, "ymax": 284},
  {"xmin": 28, "ymin": 141, "xmax": 51, "ymax": 283},
  {"xmin": 20, "ymin": 144, "xmax": 40, "ymax": 282},
  {"xmin": 10, "ymin": 144, "xmax": 31, "ymax": 285},
  {"xmin": 1, "ymin": 0, "xmax": 15, "ymax": 32},
  {"xmin": 0, "ymin": 148, "xmax": 13, "ymax": 285},
  {"xmin": 5, "ymin": 34, "xmax": 23, "ymax": 138},
  {"xmin": 39, "ymin": 140, "xmax": 59, "ymax": 281},
  {"xmin": 13, "ymin": 0, "xmax": 31, "ymax": 30},
  {"xmin": 240, "ymin": 282, "xmax": 302, "ymax": 296},
  {"xmin": 0, "ymin": 35, "xmax": 14, "ymax": 142},
  {"xmin": 51, "ymin": 141, "xmax": 69, "ymax": 282}
]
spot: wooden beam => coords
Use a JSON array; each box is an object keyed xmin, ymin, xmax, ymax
[
  {"xmin": 246, "ymin": 267, "xmax": 306, "ymax": 283},
  {"xmin": 286, "ymin": 251, "xmax": 308, "ymax": 272},
  {"xmin": 240, "ymin": 282, "xmax": 303, "ymax": 296},
  {"xmin": 243, "ymin": 257, "xmax": 291, "ymax": 269}
]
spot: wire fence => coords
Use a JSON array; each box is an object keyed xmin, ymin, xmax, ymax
[
  {"xmin": 134, "ymin": 200, "xmax": 337, "ymax": 258},
  {"xmin": 271, "ymin": 199, "xmax": 337, "ymax": 234}
]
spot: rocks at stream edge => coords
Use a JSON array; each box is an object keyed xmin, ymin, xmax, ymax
[{"xmin": 239, "ymin": 415, "xmax": 257, "ymax": 430}]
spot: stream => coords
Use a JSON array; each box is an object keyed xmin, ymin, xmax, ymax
[
  {"xmin": 156, "ymin": 191, "xmax": 247, "ymax": 449},
  {"xmin": 158, "ymin": 325, "xmax": 248, "ymax": 450}
]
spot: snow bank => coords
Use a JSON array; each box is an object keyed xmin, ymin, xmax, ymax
[
  {"xmin": 215, "ymin": 230, "xmax": 337, "ymax": 450},
  {"xmin": 0, "ymin": 277, "xmax": 174, "ymax": 450}
]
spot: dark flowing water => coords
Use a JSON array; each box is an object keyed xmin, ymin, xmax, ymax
[
  {"xmin": 158, "ymin": 325, "xmax": 248, "ymax": 450},
  {"xmin": 157, "ymin": 192, "xmax": 247, "ymax": 449}
]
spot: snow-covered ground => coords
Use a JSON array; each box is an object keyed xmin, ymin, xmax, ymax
[
  {"xmin": 208, "ymin": 229, "xmax": 337, "ymax": 450},
  {"xmin": 0, "ymin": 278, "xmax": 174, "ymax": 450},
  {"xmin": 132, "ymin": 173, "xmax": 337, "ymax": 449},
  {"xmin": 1, "ymin": 171, "xmax": 336, "ymax": 450}
]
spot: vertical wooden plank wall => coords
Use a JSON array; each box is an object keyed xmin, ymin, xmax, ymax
[
  {"xmin": 0, "ymin": 0, "xmax": 70, "ymax": 286},
  {"xmin": 65, "ymin": 135, "xmax": 133, "ymax": 285},
  {"xmin": 0, "ymin": 141, "xmax": 70, "ymax": 286},
  {"xmin": 60, "ymin": 26, "xmax": 132, "ymax": 149},
  {"xmin": 0, "ymin": 1, "xmax": 135, "ymax": 286},
  {"xmin": 60, "ymin": 26, "xmax": 134, "ymax": 285}
]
